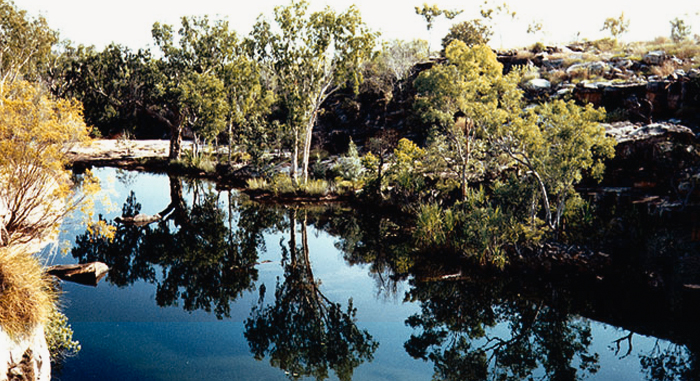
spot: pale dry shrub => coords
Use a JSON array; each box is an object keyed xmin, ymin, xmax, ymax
[
  {"xmin": 0, "ymin": 247, "xmax": 56, "ymax": 339},
  {"xmin": 651, "ymin": 61, "xmax": 677, "ymax": 77}
]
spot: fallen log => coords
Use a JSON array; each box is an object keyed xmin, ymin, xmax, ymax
[{"xmin": 47, "ymin": 262, "xmax": 109, "ymax": 287}]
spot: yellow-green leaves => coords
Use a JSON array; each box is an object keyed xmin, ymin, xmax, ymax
[
  {"xmin": 250, "ymin": 0, "xmax": 377, "ymax": 182},
  {"xmin": 0, "ymin": 0, "xmax": 57, "ymax": 91},
  {"xmin": 0, "ymin": 80, "xmax": 91, "ymax": 248}
]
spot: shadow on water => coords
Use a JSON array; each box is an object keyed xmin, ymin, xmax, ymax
[{"xmin": 66, "ymin": 171, "xmax": 700, "ymax": 380}]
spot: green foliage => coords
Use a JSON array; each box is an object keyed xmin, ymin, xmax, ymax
[
  {"xmin": 174, "ymin": 148, "xmax": 217, "ymax": 173},
  {"xmin": 670, "ymin": 17, "xmax": 692, "ymax": 43},
  {"xmin": 441, "ymin": 19, "xmax": 492, "ymax": 53},
  {"xmin": 45, "ymin": 309, "xmax": 81, "ymax": 363},
  {"xmin": 496, "ymin": 99, "xmax": 615, "ymax": 231},
  {"xmin": 333, "ymin": 139, "xmax": 364, "ymax": 182},
  {"xmin": 414, "ymin": 188, "xmax": 513, "ymax": 267},
  {"xmin": 386, "ymin": 138, "xmax": 427, "ymax": 200},
  {"xmin": 414, "ymin": 3, "xmax": 463, "ymax": 32},
  {"xmin": 248, "ymin": 0, "xmax": 377, "ymax": 183},
  {"xmin": 300, "ymin": 179, "xmax": 331, "ymax": 196},
  {"xmin": 601, "ymin": 13, "xmax": 629, "ymax": 40},
  {"xmin": 415, "ymin": 41, "xmax": 522, "ymax": 199},
  {"xmin": 247, "ymin": 174, "xmax": 334, "ymax": 197},
  {"xmin": 0, "ymin": 0, "xmax": 57, "ymax": 89},
  {"xmin": 152, "ymin": 15, "xmax": 239, "ymax": 159}
]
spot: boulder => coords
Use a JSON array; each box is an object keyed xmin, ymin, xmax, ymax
[
  {"xmin": 48, "ymin": 262, "xmax": 109, "ymax": 286},
  {"xmin": 523, "ymin": 78, "xmax": 552, "ymax": 91},
  {"xmin": 0, "ymin": 326, "xmax": 50, "ymax": 381},
  {"xmin": 643, "ymin": 51, "xmax": 666, "ymax": 65}
]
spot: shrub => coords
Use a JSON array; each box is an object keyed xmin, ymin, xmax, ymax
[
  {"xmin": 45, "ymin": 309, "xmax": 81, "ymax": 363},
  {"xmin": 300, "ymin": 179, "xmax": 331, "ymax": 196},
  {"xmin": 270, "ymin": 174, "xmax": 296, "ymax": 195},
  {"xmin": 333, "ymin": 139, "xmax": 364, "ymax": 182},
  {"xmin": 0, "ymin": 248, "xmax": 56, "ymax": 340},
  {"xmin": 246, "ymin": 177, "xmax": 269, "ymax": 191},
  {"xmin": 175, "ymin": 150, "xmax": 216, "ymax": 173}
]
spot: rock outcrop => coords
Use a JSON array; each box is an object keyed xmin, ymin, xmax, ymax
[{"xmin": 0, "ymin": 326, "xmax": 50, "ymax": 381}]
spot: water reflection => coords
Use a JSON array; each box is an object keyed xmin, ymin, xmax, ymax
[
  {"xmin": 63, "ymin": 170, "xmax": 700, "ymax": 380},
  {"xmin": 312, "ymin": 206, "xmax": 415, "ymax": 300},
  {"xmin": 404, "ymin": 275, "xmax": 599, "ymax": 381},
  {"xmin": 244, "ymin": 209, "xmax": 379, "ymax": 381},
  {"xmin": 71, "ymin": 175, "xmax": 271, "ymax": 318}
]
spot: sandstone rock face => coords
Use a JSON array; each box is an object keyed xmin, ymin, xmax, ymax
[
  {"xmin": 603, "ymin": 122, "xmax": 696, "ymax": 144},
  {"xmin": 0, "ymin": 326, "xmax": 50, "ymax": 381}
]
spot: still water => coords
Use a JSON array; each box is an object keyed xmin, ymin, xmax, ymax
[{"xmin": 45, "ymin": 168, "xmax": 698, "ymax": 380}]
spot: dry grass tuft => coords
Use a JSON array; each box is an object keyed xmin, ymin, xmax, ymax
[{"xmin": 0, "ymin": 247, "xmax": 56, "ymax": 340}]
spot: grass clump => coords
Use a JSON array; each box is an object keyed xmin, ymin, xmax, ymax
[
  {"xmin": 299, "ymin": 179, "xmax": 331, "ymax": 196},
  {"xmin": 246, "ymin": 175, "xmax": 334, "ymax": 197},
  {"xmin": 0, "ymin": 247, "xmax": 56, "ymax": 340}
]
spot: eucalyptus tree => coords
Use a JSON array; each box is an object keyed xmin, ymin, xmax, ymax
[
  {"xmin": 441, "ymin": 19, "xmax": 492, "ymax": 52},
  {"xmin": 248, "ymin": 0, "xmax": 377, "ymax": 183},
  {"xmin": 493, "ymin": 100, "xmax": 615, "ymax": 232},
  {"xmin": 0, "ymin": 0, "xmax": 57, "ymax": 92},
  {"xmin": 414, "ymin": 3, "xmax": 463, "ymax": 54},
  {"xmin": 49, "ymin": 43, "xmax": 158, "ymax": 138},
  {"xmin": 414, "ymin": 41, "xmax": 521, "ymax": 200},
  {"xmin": 151, "ymin": 15, "xmax": 237, "ymax": 160},
  {"xmin": 218, "ymin": 54, "xmax": 275, "ymax": 165}
]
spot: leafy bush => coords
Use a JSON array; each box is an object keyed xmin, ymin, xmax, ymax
[
  {"xmin": 333, "ymin": 139, "xmax": 364, "ymax": 182},
  {"xmin": 175, "ymin": 149, "xmax": 216, "ymax": 173},
  {"xmin": 414, "ymin": 188, "xmax": 516, "ymax": 268},
  {"xmin": 45, "ymin": 309, "xmax": 81, "ymax": 363},
  {"xmin": 246, "ymin": 177, "xmax": 269, "ymax": 191}
]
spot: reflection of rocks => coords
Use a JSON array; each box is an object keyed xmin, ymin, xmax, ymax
[{"xmin": 114, "ymin": 213, "xmax": 162, "ymax": 226}]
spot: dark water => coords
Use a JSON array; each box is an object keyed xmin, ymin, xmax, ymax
[{"xmin": 45, "ymin": 168, "xmax": 699, "ymax": 381}]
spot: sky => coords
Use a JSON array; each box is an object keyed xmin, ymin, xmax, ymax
[{"xmin": 13, "ymin": 0, "xmax": 700, "ymax": 52}]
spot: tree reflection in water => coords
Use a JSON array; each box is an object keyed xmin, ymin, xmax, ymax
[
  {"xmin": 403, "ymin": 276, "xmax": 599, "ymax": 381},
  {"xmin": 312, "ymin": 206, "xmax": 415, "ymax": 301},
  {"xmin": 244, "ymin": 209, "xmax": 378, "ymax": 381},
  {"xmin": 71, "ymin": 175, "xmax": 279, "ymax": 318},
  {"xmin": 68, "ymin": 173, "xmax": 700, "ymax": 380}
]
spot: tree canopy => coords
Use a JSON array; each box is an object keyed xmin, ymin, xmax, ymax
[{"xmin": 248, "ymin": 0, "xmax": 377, "ymax": 183}]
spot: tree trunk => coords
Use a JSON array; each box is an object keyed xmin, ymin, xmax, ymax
[
  {"xmin": 301, "ymin": 112, "xmax": 316, "ymax": 184},
  {"xmin": 461, "ymin": 161, "xmax": 468, "ymax": 201},
  {"xmin": 291, "ymin": 129, "xmax": 299, "ymax": 183},
  {"xmin": 531, "ymin": 170, "xmax": 553, "ymax": 230},
  {"xmin": 227, "ymin": 122, "xmax": 233, "ymax": 164}
]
